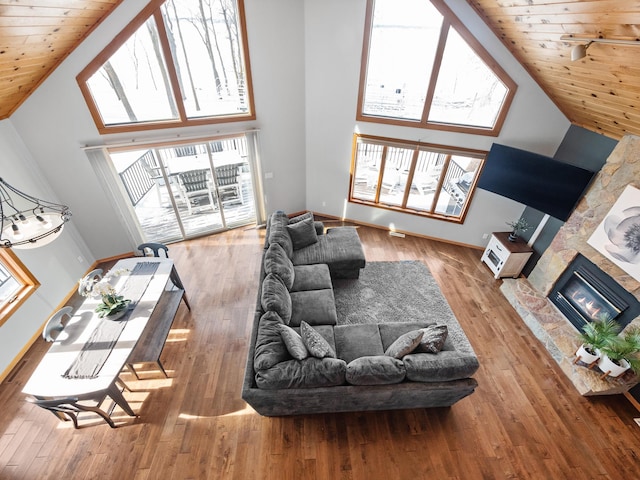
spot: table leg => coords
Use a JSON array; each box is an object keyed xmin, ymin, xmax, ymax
[{"xmin": 106, "ymin": 383, "xmax": 136, "ymax": 417}]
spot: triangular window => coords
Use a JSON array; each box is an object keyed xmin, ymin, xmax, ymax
[
  {"xmin": 78, "ymin": 0, "xmax": 254, "ymax": 134},
  {"xmin": 357, "ymin": 0, "xmax": 515, "ymax": 135}
]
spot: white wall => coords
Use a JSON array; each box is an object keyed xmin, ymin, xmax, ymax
[
  {"xmin": 0, "ymin": 120, "xmax": 94, "ymax": 374},
  {"xmin": 3, "ymin": 0, "xmax": 307, "ymax": 375},
  {"xmin": 304, "ymin": 0, "xmax": 571, "ymax": 247},
  {"xmin": 2, "ymin": 0, "xmax": 571, "ymax": 374},
  {"xmin": 10, "ymin": 0, "xmax": 307, "ymax": 260}
]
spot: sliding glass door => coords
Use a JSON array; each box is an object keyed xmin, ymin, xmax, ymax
[{"xmin": 109, "ymin": 134, "xmax": 258, "ymax": 244}]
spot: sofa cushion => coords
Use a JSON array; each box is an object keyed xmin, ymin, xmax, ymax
[
  {"xmin": 277, "ymin": 324, "xmax": 308, "ymax": 360},
  {"xmin": 286, "ymin": 217, "xmax": 318, "ymax": 250},
  {"xmin": 268, "ymin": 211, "xmax": 294, "ymax": 258},
  {"xmin": 261, "ymin": 273, "xmax": 292, "ymax": 324},
  {"xmin": 300, "ymin": 321, "xmax": 336, "ymax": 358},
  {"xmin": 264, "ymin": 243, "xmax": 295, "ymax": 290},
  {"xmin": 290, "ymin": 289, "xmax": 337, "ymax": 327},
  {"xmin": 291, "ymin": 264, "xmax": 332, "ymax": 292},
  {"xmin": 254, "ymin": 357, "xmax": 347, "ymax": 389},
  {"xmin": 291, "ymin": 227, "xmax": 365, "ymax": 276},
  {"xmin": 346, "ymin": 356, "xmax": 406, "ymax": 385},
  {"xmin": 254, "ymin": 311, "xmax": 289, "ymax": 371},
  {"xmin": 385, "ymin": 330, "xmax": 424, "ymax": 359},
  {"xmin": 403, "ymin": 351, "xmax": 480, "ymax": 382},
  {"xmin": 415, "ymin": 325, "xmax": 448, "ymax": 354},
  {"xmin": 334, "ymin": 324, "xmax": 384, "ymax": 363}
]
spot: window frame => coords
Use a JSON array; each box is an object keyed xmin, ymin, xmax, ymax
[
  {"xmin": 0, "ymin": 249, "xmax": 40, "ymax": 328},
  {"xmin": 356, "ymin": 0, "xmax": 517, "ymax": 136},
  {"xmin": 348, "ymin": 134, "xmax": 487, "ymax": 224},
  {"xmin": 77, "ymin": 0, "xmax": 256, "ymax": 134}
]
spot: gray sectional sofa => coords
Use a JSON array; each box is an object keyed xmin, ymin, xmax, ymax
[{"xmin": 242, "ymin": 211, "xmax": 479, "ymax": 416}]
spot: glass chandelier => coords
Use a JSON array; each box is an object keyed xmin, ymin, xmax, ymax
[{"xmin": 0, "ymin": 177, "xmax": 71, "ymax": 249}]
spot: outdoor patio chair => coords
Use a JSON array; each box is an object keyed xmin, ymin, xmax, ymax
[
  {"xmin": 177, "ymin": 169, "xmax": 216, "ymax": 215},
  {"xmin": 215, "ymin": 164, "xmax": 243, "ymax": 205}
]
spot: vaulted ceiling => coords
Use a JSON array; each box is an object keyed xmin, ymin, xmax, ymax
[
  {"xmin": 469, "ymin": 0, "xmax": 640, "ymax": 141},
  {"xmin": 1, "ymin": 0, "xmax": 639, "ymax": 140},
  {"xmin": 0, "ymin": 0, "xmax": 123, "ymax": 119}
]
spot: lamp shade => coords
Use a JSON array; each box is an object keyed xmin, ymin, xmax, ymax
[
  {"xmin": 0, "ymin": 178, "xmax": 71, "ymax": 249},
  {"xmin": 571, "ymin": 44, "xmax": 588, "ymax": 61}
]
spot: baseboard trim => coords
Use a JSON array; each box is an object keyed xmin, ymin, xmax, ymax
[{"xmin": 311, "ymin": 211, "xmax": 483, "ymax": 251}]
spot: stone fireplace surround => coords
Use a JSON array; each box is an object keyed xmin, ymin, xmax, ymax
[{"xmin": 499, "ymin": 135, "xmax": 640, "ymax": 396}]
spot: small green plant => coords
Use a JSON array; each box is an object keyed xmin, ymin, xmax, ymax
[
  {"xmin": 94, "ymin": 292, "xmax": 131, "ymax": 318},
  {"xmin": 79, "ymin": 268, "xmax": 131, "ymax": 318},
  {"xmin": 506, "ymin": 218, "xmax": 530, "ymax": 234},
  {"xmin": 577, "ymin": 316, "xmax": 621, "ymax": 354},
  {"xmin": 600, "ymin": 326, "xmax": 640, "ymax": 375}
]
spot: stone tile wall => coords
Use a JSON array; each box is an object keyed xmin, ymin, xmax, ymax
[{"xmin": 500, "ymin": 134, "xmax": 640, "ymax": 395}]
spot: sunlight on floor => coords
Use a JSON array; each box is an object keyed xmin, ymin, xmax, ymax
[
  {"xmin": 178, "ymin": 404, "xmax": 256, "ymax": 420},
  {"xmin": 166, "ymin": 328, "xmax": 190, "ymax": 343}
]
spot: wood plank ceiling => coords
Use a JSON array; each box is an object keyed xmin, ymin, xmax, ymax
[
  {"xmin": 1, "ymin": 0, "xmax": 640, "ymax": 141},
  {"xmin": 0, "ymin": 0, "xmax": 123, "ymax": 119},
  {"xmin": 469, "ymin": 0, "xmax": 640, "ymax": 140}
]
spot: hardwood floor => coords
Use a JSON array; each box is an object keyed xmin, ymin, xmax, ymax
[{"xmin": 1, "ymin": 223, "xmax": 640, "ymax": 479}]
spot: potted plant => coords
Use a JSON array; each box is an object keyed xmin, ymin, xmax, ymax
[
  {"xmin": 93, "ymin": 288, "xmax": 131, "ymax": 319},
  {"xmin": 506, "ymin": 218, "xmax": 530, "ymax": 242},
  {"xmin": 78, "ymin": 268, "xmax": 131, "ymax": 320},
  {"xmin": 597, "ymin": 326, "xmax": 640, "ymax": 378},
  {"xmin": 574, "ymin": 316, "xmax": 620, "ymax": 367}
]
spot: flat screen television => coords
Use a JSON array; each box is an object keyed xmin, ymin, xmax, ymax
[{"xmin": 477, "ymin": 143, "xmax": 596, "ymax": 221}]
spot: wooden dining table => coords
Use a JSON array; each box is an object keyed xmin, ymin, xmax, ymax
[{"xmin": 22, "ymin": 257, "xmax": 188, "ymax": 418}]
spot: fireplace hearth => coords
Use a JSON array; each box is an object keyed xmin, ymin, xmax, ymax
[{"xmin": 549, "ymin": 254, "xmax": 640, "ymax": 331}]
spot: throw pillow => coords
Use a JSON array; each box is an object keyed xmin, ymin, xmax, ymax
[
  {"xmin": 264, "ymin": 243, "xmax": 295, "ymax": 290},
  {"xmin": 288, "ymin": 211, "xmax": 314, "ymax": 224},
  {"xmin": 384, "ymin": 329, "xmax": 424, "ymax": 359},
  {"xmin": 261, "ymin": 273, "xmax": 292, "ymax": 324},
  {"xmin": 300, "ymin": 321, "xmax": 336, "ymax": 358},
  {"xmin": 277, "ymin": 324, "xmax": 308, "ymax": 360},
  {"xmin": 415, "ymin": 325, "xmax": 448, "ymax": 354},
  {"xmin": 286, "ymin": 217, "xmax": 318, "ymax": 250}
]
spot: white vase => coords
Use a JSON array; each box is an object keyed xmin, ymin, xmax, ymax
[
  {"xmin": 575, "ymin": 344, "xmax": 600, "ymax": 366},
  {"xmin": 597, "ymin": 354, "xmax": 630, "ymax": 378}
]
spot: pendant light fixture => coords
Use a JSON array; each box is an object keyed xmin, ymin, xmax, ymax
[
  {"xmin": 0, "ymin": 177, "xmax": 71, "ymax": 249},
  {"xmin": 561, "ymin": 34, "xmax": 640, "ymax": 61}
]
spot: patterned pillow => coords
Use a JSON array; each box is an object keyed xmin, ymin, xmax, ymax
[
  {"xmin": 300, "ymin": 321, "xmax": 336, "ymax": 358},
  {"xmin": 286, "ymin": 217, "xmax": 318, "ymax": 250},
  {"xmin": 415, "ymin": 325, "xmax": 448, "ymax": 354},
  {"xmin": 277, "ymin": 324, "xmax": 308, "ymax": 360},
  {"xmin": 384, "ymin": 329, "xmax": 424, "ymax": 359}
]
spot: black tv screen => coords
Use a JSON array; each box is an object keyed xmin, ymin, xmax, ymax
[{"xmin": 477, "ymin": 143, "xmax": 595, "ymax": 221}]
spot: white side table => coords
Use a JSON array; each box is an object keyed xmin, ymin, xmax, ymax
[{"xmin": 481, "ymin": 232, "xmax": 533, "ymax": 279}]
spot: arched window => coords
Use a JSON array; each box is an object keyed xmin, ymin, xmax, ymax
[
  {"xmin": 78, "ymin": 0, "xmax": 255, "ymax": 134},
  {"xmin": 357, "ymin": 0, "xmax": 516, "ymax": 136}
]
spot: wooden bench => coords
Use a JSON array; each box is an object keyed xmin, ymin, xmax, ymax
[{"xmin": 125, "ymin": 286, "xmax": 189, "ymax": 379}]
